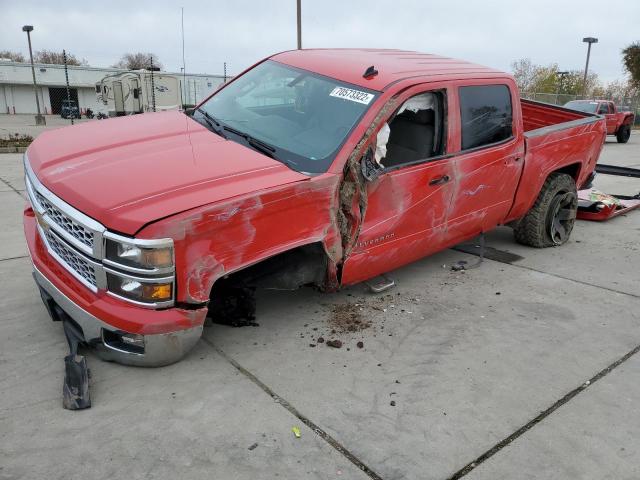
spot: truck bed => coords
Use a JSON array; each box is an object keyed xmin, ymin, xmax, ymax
[
  {"xmin": 507, "ymin": 99, "xmax": 607, "ymax": 221},
  {"xmin": 521, "ymin": 99, "xmax": 593, "ymax": 133}
]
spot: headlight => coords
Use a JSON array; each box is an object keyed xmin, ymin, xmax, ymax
[
  {"xmin": 103, "ymin": 232, "xmax": 175, "ymax": 307},
  {"xmin": 104, "ymin": 233, "xmax": 174, "ymax": 273},
  {"xmin": 106, "ymin": 270, "xmax": 174, "ymax": 306}
]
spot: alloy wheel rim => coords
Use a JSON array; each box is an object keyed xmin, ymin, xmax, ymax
[{"xmin": 548, "ymin": 191, "xmax": 577, "ymax": 245}]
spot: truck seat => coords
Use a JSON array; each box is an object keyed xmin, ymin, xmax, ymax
[{"xmin": 384, "ymin": 109, "xmax": 435, "ymax": 167}]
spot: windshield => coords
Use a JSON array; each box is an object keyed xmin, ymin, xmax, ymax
[
  {"xmin": 564, "ymin": 101, "xmax": 598, "ymax": 113},
  {"xmin": 197, "ymin": 60, "xmax": 378, "ymax": 174}
]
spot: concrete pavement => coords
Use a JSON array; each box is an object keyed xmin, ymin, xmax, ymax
[{"xmin": 0, "ymin": 135, "xmax": 639, "ymax": 479}]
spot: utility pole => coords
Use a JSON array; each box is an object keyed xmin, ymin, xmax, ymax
[
  {"xmin": 63, "ymin": 50, "xmax": 73, "ymax": 125},
  {"xmin": 582, "ymin": 37, "xmax": 598, "ymax": 98},
  {"xmin": 150, "ymin": 55, "xmax": 156, "ymax": 112},
  {"xmin": 181, "ymin": 7, "xmax": 187, "ymax": 108},
  {"xmin": 296, "ymin": 0, "xmax": 302, "ymax": 49},
  {"xmin": 22, "ymin": 25, "xmax": 45, "ymax": 125}
]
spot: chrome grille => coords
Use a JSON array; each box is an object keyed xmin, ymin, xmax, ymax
[
  {"xmin": 36, "ymin": 191, "xmax": 94, "ymax": 249},
  {"xmin": 43, "ymin": 228, "xmax": 98, "ymax": 288}
]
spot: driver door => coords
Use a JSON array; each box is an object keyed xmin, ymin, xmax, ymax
[
  {"xmin": 598, "ymin": 102, "xmax": 616, "ymax": 134},
  {"xmin": 341, "ymin": 85, "xmax": 455, "ymax": 285}
]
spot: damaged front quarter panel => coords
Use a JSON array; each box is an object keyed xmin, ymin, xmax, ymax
[{"xmin": 139, "ymin": 174, "xmax": 344, "ymax": 305}]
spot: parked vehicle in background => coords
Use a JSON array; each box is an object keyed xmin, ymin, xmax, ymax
[
  {"xmin": 24, "ymin": 49, "xmax": 606, "ymax": 367},
  {"xmin": 60, "ymin": 99, "xmax": 81, "ymax": 119},
  {"xmin": 96, "ymin": 71, "xmax": 181, "ymax": 116},
  {"xmin": 564, "ymin": 99, "xmax": 634, "ymax": 143}
]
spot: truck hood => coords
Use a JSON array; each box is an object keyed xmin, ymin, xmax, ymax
[{"xmin": 27, "ymin": 111, "xmax": 308, "ymax": 235}]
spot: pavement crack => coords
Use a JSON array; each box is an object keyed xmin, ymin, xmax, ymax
[
  {"xmin": 0, "ymin": 177, "xmax": 25, "ymax": 199},
  {"xmin": 446, "ymin": 343, "xmax": 640, "ymax": 480},
  {"xmin": 201, "ymin": 336, "xmax": 385, "ymax": 480},
  {"xmin": 0, "ymin": 255, "xmax": 29, "ymax": 262}
]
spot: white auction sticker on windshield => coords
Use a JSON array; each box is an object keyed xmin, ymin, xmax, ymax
[{"xmin": 329, "ymin": 87, "xmax": 375, "ymax": 105}]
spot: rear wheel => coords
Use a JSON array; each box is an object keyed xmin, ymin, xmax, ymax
[
  {"xmin": 616, "ymin": 125, "xmax": 631, "ymax": 143},
  {"xmin": 514, "ymin": 173, "xmax": 577, "ymax": 248}
]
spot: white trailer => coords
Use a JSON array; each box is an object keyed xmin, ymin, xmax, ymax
[{"xmin": 97, "ymin": 71, "xmax": 181, "ymax": 116}]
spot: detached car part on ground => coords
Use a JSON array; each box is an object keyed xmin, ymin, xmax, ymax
[{"xmin": 23, "ymin": 50, "xmax": 607, "ymax": 407}]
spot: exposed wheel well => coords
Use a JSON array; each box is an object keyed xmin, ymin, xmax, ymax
[
  {"xmin": 206, "ymin": 243, "xmax": 330, "ymax": 326},
  {"xmin": 554, "ymin": 163, "xmax": 581, "ymax": 182}
]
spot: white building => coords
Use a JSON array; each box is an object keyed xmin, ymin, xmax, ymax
[{"xmin": 0, "ymin": 60, "xmax": 227, "ymax": 115}]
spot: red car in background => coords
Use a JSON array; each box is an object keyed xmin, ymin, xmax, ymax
[{"xmin": 565, "ymin": 99, "xmax": 634, "ymax": 143}]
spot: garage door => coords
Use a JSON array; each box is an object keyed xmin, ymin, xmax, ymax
[{"xmin": 49, "ymin": 87, "xmax": 79, "ymax": 114}]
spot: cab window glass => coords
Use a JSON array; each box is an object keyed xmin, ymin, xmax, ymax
[
  {"xmin": 380, "ymin": 90, "xmax": 446, "ymax": 168},
  {"xmin": 459, "ymin": 85, "xmax": 513, "ymax": 150}
]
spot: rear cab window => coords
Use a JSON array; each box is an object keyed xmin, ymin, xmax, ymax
[{"xmin": 459, "ymin": 85, "xmax": 513, "ymax": 150}]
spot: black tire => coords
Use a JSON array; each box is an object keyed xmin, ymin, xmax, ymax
[
  {"xmin": 616, "ymin": 125, "xmax": 631, "ymax": 143},
  {"xmin": 514, "ymin": 173, "xmax": 577, "ymax": 248}
]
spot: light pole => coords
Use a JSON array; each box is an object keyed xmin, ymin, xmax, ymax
[
  {"xmin": 296, "ymin": 0, "xmax": 302, "ymax": 49},
  {"xmin": 22, "ymin": 25, "xmax": 45, "ymax": 125},
  {"xmin": 582, "ymin": 37, "xmax": 598, "ymax": 98}
]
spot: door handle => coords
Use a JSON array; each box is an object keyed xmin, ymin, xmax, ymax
[{"xmin": 429, "ymin": 175, "xmax": 450, "ymax": 186}]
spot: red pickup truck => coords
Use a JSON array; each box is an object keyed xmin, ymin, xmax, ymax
[
  {"xmin": 24, "ymin": 49, "xmax": 606, "ymax": 367},
  {"xmin": 565, "ymin": 99, "xmax": 634, "ymax": 143}
]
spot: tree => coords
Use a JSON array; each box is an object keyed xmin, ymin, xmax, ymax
[
  {"xmin": 511, "ymin": 58, "xmax": 538, "ymax": 92},
  {"xmin": 622, "ymin": 42, "xmax": 640, "ymax": 88},
  {"xmin": 33, "ymin": 50, "xmax": 87, "ymax": 66},
  {"xmin": 603, "ymin": 78, "xmax": 639, "ymax": 103},
  {"xmin": 112, "ymin": 53, "xmax": 163, "ymax": 70},
  {"xmin": 0, "ymin": 50, "xmax": 25, "ymax": 62},
  {"xmin": 511, "ymin": 58, "xmax": 560, "ymax": 94},
  {"xmin": 511, "ymin": 58, "xmax": 602, "ymax": 97}
]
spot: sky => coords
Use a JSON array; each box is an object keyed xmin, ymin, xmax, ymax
[{"xmin": 1, "ymin": 0, "xmax": 638, "ymax": 84}]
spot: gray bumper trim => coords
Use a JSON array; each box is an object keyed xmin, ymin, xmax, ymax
[{"xmin": 33, "ymin": 265, "xmax": 202, "ymax": 367}]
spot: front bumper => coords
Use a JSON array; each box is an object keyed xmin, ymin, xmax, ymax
[
  {"xmin": 25, "ymin": 211, "xmax": 206, "ymax": 367},
  {"xmin": 33, "ymin": 266, "xmax": 202, "ymax": 366}
]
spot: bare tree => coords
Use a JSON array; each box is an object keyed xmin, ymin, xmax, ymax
[
  {"xmin": 112, "ymin": 53, "xmax": 163, "ymax": 70},
  {"xmin": 603, "ymin": 78, "xmax": 639, "ymax": 103},
  {"xmin": 33, "ymin": 50, "xmax": 87, "ymax": 66},
  {"xmin": 511, "ymin": 58, "xmax": 538, "ymax": 92},
  {"xmin": 0, "ymin": 50, "xmax": 26, "ymax": 62}
]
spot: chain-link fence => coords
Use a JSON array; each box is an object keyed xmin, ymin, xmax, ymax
[{"xmin": 522, "ymin": 91, "xmax": 640, "ymax": 125}]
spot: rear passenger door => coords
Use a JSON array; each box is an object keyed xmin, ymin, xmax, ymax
[
  {"xmin": 445, "ymin": 83, "xmax": 524, "ymax": 245},
  {"xmin": 341, "ymin": 84, "xmax": 455, "ymax": 285}
]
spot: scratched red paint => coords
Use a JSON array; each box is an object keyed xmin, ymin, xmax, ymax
[{"xmin": 24, "ymin": 49, "xmax": 606, "ymax": 343}]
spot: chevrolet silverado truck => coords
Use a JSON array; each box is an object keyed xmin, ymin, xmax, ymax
[
  {"xmin": 24, "ymin": 49, "xmax": 606, "ymax": 367},
  {"xmin": 565, "ymin": 99, "xmax": 634, "ymax": 143}
]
